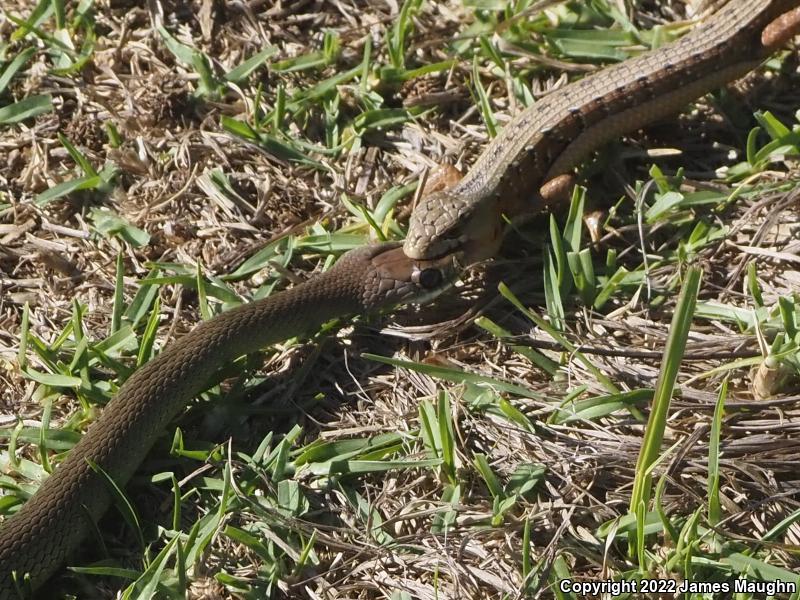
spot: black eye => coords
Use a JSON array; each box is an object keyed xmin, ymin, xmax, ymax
[{"xmin": 417, "ymin": 268, "xmax": 443, "ymax": 289}]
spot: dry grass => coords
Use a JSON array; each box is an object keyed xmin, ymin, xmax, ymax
[{"xmin": 1, "ymin": 0, "xmax": 800, "ymax": 598}]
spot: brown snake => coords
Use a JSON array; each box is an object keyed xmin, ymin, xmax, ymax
[
  {"xmin": 2, "ymin": 0, "xmax": 800, "ymax": 596},
  {"xmin": 0, "ymin": 245, "xmax": 457, "ymax": 596},
  {"xmin": 404, "ymin": 0, "xmax": 800, "ymax": 262}
]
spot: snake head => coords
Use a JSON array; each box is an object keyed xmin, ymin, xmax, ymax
[
  {"xmin": 357, "ymin": 242, "xmax": 461, "ymax": 310},
  {"xmin": 404, "ymin": 189, "xmax": 504, "ymax": 263}
]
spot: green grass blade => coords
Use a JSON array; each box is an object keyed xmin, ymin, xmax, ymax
[
  {"xmin": 628, "ymin": 266, "xmax": 702, "ymax": 554},
  {"xmin": 0, "ymin": 93, "xmax": 53, "ymax": 124},
  {"xmin": 0, "ymin": 47, "xmax": 36, "ymax": 95}
]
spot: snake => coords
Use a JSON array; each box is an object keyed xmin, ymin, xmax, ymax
[
  {"xmin": 404, "ymin": 0, "xmax": 800, "ymax": 262},
  {"xmin": 2, "ymin": 0, "xmax": 800, "ymax": 596},
  {"xmin": 0, "ymin": 244, "xmax": 457, "ymax": 596}
]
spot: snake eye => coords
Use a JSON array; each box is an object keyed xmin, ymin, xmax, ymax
[{"xmin": 416, "ymin": 268, "xmax": 443, "ymax": 289}]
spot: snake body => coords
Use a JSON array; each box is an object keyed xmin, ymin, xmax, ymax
[
  {"xmin": 404, "ymin": 0, "xmax": 800, "ymax": 262},
  {"xmin": 0, "ymin": 244, "xmax": 455, "ymax": 596}
]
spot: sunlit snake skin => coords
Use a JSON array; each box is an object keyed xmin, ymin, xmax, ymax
[
  {"xmin": 404, "ymin": 0, "xmax": 800, "ymax": 261},
  {"xmin": 0, "ymin": 243, "xmax": 456, "ymax": 596}
]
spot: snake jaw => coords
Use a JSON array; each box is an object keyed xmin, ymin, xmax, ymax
[
  {"xmin": 404, "ymin": 184, "xmax": 508, "ymax": 264},
  {"xmin": 403, "ymin": 189, "xmax": 467, "ymax": 260},
  {"xmin": 403, "ymin": 218, "xmax": 464, "ymax": 261}
]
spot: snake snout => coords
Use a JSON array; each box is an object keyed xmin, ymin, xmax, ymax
[{"xmin": 403, "ymin": 231, "xmax": 463, "ymax": 261}]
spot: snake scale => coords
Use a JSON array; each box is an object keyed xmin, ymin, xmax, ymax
[{"xmin": 2, "ymin": 0, "xmax": 800, "ymax": 596}]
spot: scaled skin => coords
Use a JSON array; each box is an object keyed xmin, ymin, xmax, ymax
[{"xmin": 403, "ymin": 0, "xmax": 800, "ymax": 263}]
